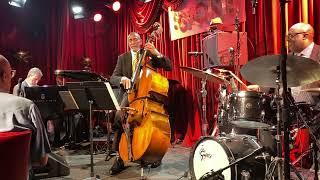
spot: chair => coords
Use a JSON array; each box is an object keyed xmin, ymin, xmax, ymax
[{"xmin": 0, "ymin": 130, "xmax": 31, "ymax": 180}]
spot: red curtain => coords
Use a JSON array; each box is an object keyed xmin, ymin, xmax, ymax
[
  {"xmin": 56, "ymin": 0, "xmax": 118, "ymax": 78},
  {"xmin": 1, "ymin": 0, "xmax": 320, "ymax": 147},
  {"xmin": 0, "ymin": 0, "xmax": 118, "ymax": 86},
  {"xmin": 116, "ymin": 0, "xmax": 320, "ymax": 147}
]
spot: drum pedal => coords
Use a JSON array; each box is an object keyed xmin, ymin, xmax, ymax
[
  {"xmin": 241, "ymin": 170, "xmax": 251, "ymax": 180},
  {"xmin": 255, "ymin": 152, "xmax": 271, "ymax": 160}
]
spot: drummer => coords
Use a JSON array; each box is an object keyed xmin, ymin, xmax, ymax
[
  {"xmin": 248, "ymin": 23, "xmax": 320, "ymax": 106},
  {"xmin": 287, "ymin": 23, "xmax": 320, "ymax": 106}
]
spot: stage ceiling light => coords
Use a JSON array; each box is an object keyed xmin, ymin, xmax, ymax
[
  {"xmin": 8, "ymin": 0, "xmax": 27, "ymax": 8},
  {"xmin": 93, "ymin": 13, "xmax": 102, "ymax": 22},
  {"xmin": 72, "ymin": 5, "xmax": 85, "ymax": 19},
  {"xmin": 112, "ymin": 1, "xmax": 121, "ymax": 12}
]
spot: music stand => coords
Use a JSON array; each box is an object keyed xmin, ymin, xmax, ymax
[{"xmin": 61, "ymin": 81, "xmax": 120, "ymax": 179}]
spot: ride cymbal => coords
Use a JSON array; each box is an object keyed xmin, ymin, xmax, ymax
[{"xmin": 240, "ymin": 55, "xmax": 320, "ymax": 87}]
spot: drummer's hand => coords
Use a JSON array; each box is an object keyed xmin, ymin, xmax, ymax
[
  {"xmin": 121, "ymin": 76, "xmax": 131, "ymax": 89},
  {"xmin": 144, "ymin": 42, "xmax": 162, "ymax": 57},
  {"xmin": 247, "ymin": 85, "xmax": 261, "ymax": 92}
]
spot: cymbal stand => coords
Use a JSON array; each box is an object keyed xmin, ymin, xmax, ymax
[
  {"xmin": 216, "ymin": 84, "xmax": 228, "ymax": 133},
  {"xmin": 265, "ymin": 67, "xmax": 304, "ymax": 180},
  {"xmin": 200, "ymin": 78, "xmax": 208, "ymax": 136},
  {"xmin": 270, "ymin": 66, "xmax": 284, "ymax": 180},
  {"xmin": 288, "ymin": 97, "xmax": 320, "ymax": 180}
]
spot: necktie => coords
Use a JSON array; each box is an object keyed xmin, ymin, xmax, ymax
[{"xmin": 132, "ymin": 52, "xmax": 139, "ymax": 74}]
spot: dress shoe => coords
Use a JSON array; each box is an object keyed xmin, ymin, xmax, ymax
[
  {"xmin": 109, "ymin": 157, "xmax": 125, "ymax": 175},
  {"xmin": 150, "ymin": 160, "xmax": 161, "ymax": 168}
]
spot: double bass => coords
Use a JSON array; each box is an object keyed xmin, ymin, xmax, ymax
[{"xmin": 119, "ymin": 23, "xmax": 171, "ymax": 164}]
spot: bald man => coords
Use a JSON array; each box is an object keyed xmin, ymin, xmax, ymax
[
  {"xmin": 288, "ymin": 22, "xmax": 320, "ymax": 61},
  {"xmin": 0, "ymin": 55, "xmax": 51, "ymax": 177},
  {"xmin": 287, "ymin": 23, "xmax": 320, "ymax": 105},
  {"xmin": 109, "ymin": 32, "xmax": 172, "ymax": 175}
]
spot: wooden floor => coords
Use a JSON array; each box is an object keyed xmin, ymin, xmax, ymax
[{"xmin": 43, "ymin": 143, "xmax": 318, "ymax": 180}]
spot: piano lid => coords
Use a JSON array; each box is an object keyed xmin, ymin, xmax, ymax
[{"xmin": 55, "ymin": 70, "xmax": 108, "ymax": 82}]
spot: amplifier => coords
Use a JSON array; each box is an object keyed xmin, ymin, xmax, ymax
[{"xmin": 202, "ymin": 31, "xmax": 248, "ymax": 68}]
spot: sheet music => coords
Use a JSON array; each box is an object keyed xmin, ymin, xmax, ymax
[
  {"xmin": 104, "ymin": 82, "xmax": 120, "ymax": 111},
  {"xmin": 59, "ymin": 91, "xmax": 79, "ymax": 110}
]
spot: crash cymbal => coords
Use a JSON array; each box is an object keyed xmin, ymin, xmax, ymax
[
  {"xmin": 302, "ymin": 88, "xmax": 320, "ymax": 93},
  {"xmin": 180, "ymin": 66, "xmax": 228, "ymax": 84},
  {"xmin": 240, "ymin": 55, "xmax": 320, "ymax": 87}
]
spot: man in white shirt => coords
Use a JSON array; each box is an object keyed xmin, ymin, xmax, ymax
[{"xmin": 0, "ymin": 55, "xmax": 51, "ymax": 178}]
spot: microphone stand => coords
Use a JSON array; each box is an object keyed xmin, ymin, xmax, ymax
[
  {"xmin": 279, "ymin": 0, "xmax": 290, "ymax": 179},
  {"xmin": 200, "ymin": 78, "xmax": 208, "ymax": 136},
  {"xmin": 199, "ymin": 147, "xmax": 265, "ymax": 180},
  {"xmin": 188, "ymin": 50, "xmax": 208, "ymax": 136}
]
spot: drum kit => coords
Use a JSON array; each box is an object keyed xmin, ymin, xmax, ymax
[{"xmin": 181, "ymin": 54, "xmax": 320, "ymax": 180}]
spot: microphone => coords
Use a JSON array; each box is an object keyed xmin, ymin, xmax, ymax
[
  {"xmin": 229, "ymin": 47, "xmax": 235, "ymax": 65},
  {"xmin": 188, "ymin": 52, "xmax": 203, "ymax": 57},
  {"xmin": 17, "ymin": 78, "xmax": 23, "ymax": 96},
  {"xmin": 251, "ymin": 0, "xmax": 258, "ymax": 14},
  {"xmin": 228, "ymin": 47, "xmax": 234, "ymax": 53}
]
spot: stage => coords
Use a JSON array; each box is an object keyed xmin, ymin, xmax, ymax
[
  {"xmin": 41, "ymin": 143, "xmax": 319, "ymax": 180},
  {"xmin": 44, "ymin": 144, "xmax": 189, "ymax": 180}
]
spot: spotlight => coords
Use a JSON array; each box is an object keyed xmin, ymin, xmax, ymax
[
  {"xmin": 8, "ymin": 0, "xmax": 27, "ymax": 8},
  {"xmin": 93, "ymin": 13, "xmax": 102, "ymax": 22},
  {"xmin": 112, "ymin": 1, "xmax": 121, "ymax": 12},
  {"xmin": 71, "ymin": 5, "xmax": 85, "ymax": 19},
  {"xmin": 140, "ymin": 0, "xmax": 152, "ymax": 2}
]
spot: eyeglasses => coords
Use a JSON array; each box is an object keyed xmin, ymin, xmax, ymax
[
  {"xmin": 287, "ymin": 32, "xmax": 307, "ymax": 39},
  {"xmin": 10, "ymin": 69, "xmax": 16, "ymax": 78}
]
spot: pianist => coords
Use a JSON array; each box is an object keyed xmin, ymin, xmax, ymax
[{"xmin": 13, "ymin": 67, "xmax": 43, "ymax": 97}]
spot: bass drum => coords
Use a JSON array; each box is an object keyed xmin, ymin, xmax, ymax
[{"xmin": 189, "ymin": 135, "xmax": 265, "ymax": 180}]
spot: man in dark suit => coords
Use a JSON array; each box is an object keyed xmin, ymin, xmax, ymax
[
  {"xmin": 287, "ymin": 22, "xmax": 320, "ymax": 104},
  {"xmin": 109, "ymin": 32, "xmax": 172, "ymax": 175},
  {"xmin": 12, "ymin": 67, "xmax": 43, "ymax": 97}
]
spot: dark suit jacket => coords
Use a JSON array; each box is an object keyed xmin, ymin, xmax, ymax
[
  {"xmin": 310, "ymin": 43, "xmax": 320, "ymax": 63},
  {"xmin": 300, "ymin": 43, "xmax": 320, "ymax": 88},
  {"xmin": 110, "ymin": 50, "xmax": 172, "ymax": 88},
  {"xmin": 13, "ymin": 80, "xmax": 29, "ymax": 97}
]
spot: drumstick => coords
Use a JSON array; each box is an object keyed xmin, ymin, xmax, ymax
[{"xmin": 213, "ymin": 68, "xmax": 248, "ymax": 90}]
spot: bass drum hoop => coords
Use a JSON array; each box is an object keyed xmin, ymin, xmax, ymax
[{"xmin": 189, "ymin": 136, "xmax": 237, "ymax": 180}]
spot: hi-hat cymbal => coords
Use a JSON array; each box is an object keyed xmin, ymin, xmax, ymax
[
  {"xmin": 240, "ymin": 55, "xmax": 320, "ymax": 87},
  {"xmin": 180, "ymin": 66, "xmax": 228, "ymax": 84}
]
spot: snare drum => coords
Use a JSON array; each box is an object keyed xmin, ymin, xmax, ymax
[
  {"xmin": 189, "ymin": 135, "xmax": 265, "ymax": 180},
  {"xmin": 228, "ymin": 91, "xmax": 272, "ymax": 129}
]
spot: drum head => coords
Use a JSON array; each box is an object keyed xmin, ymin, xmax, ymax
[
  {"xmin": 189, "ymin": 136, "xmax": 234, "ymax": 180},
  {"xmin": 231, "ymin": 121, "xmax": 270, "ymax": 129}
]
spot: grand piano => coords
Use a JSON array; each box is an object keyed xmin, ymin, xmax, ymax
[{"xmin": 27, "ymin": 70, "xmax": 112, "ymax": 179}]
